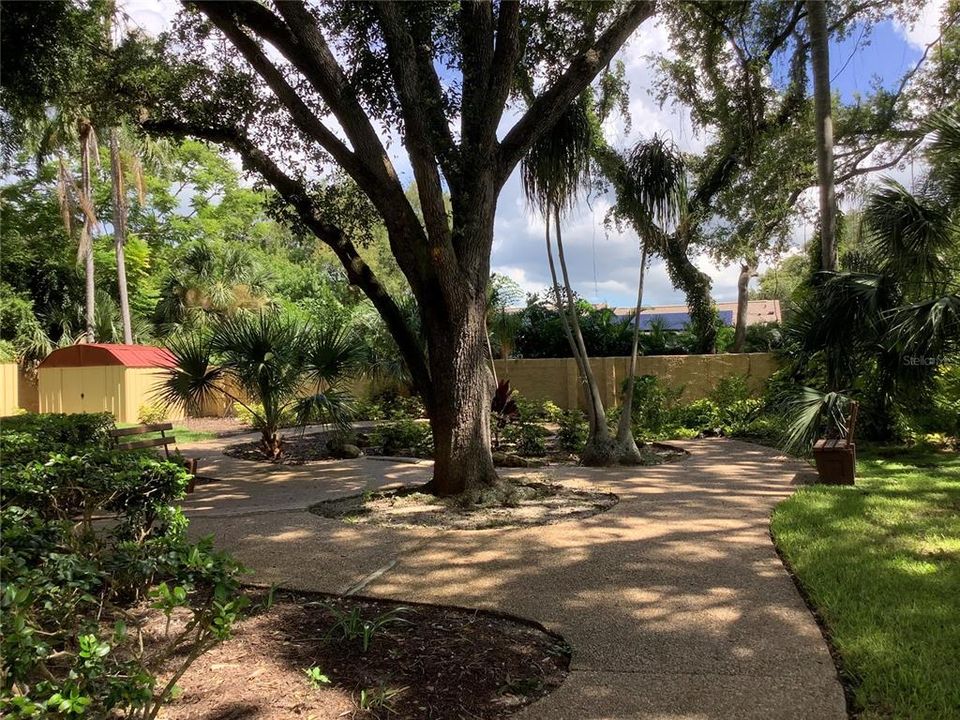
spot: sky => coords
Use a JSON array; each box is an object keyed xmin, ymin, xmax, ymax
[{"xmin": 123, "ymin": 0, "xmax": 945, "ymax": 308}]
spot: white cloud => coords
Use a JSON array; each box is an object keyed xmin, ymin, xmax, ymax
[
  {"xmin": 120, "ymin": 0, "xmax": 179, "ymax": 37},
  {"xmin": 893, "ymin": 0, "xmax": 947, "ymax": 49}
]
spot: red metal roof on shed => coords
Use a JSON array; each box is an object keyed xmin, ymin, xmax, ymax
[{"xmin": 39, "ymin": 344, "xmax": 177, "ymax": 369}]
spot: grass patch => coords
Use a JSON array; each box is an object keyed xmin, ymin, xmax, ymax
[
  {"xmin": 116, "ymin": 423, "xmax": 216, "ymax": 444},
  {"xmin": 771, "ymin": 443, "xmax": 960, "ymax": 720}
]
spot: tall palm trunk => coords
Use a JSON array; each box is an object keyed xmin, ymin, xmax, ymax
[
  {"xmin": 732, "ymin": 261, "xmax": 757, "ymax": 352},
  {"xmin": 109, "ymin": 128, "xmax": 134, "ymax": 344},
  {"xmin": 807, "ymin": 0, "xmax": 837, "ymax": 271},
  {"xmin": 545, "ymin": 212, "xmax": 592, "ymax": 428},
  {"xmin": 615, "ymin": 241, "xmax": 649, "ymax": 462},
  {"xmin": 78, "ymin": 121, "xmax": 97, "ymax": 343},
  {"xmin": 552, "ymin": 206, "xmax": 617, "ymax": 464}
]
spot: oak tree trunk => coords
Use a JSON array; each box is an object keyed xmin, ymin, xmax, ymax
[
  {"xmin": 424, "ymin": 298, "xmax": 498, "ymax": 496},
  {"xmin": 807, "ymin": 0, "xmax": 837, "ymax": 271},
  {"xmin": 732, "ymin": 262, "xmax": 756, "ymax": 353}
]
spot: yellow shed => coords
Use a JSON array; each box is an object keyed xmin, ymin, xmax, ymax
[
  {"xmin": 38, "ymin": 344, "xmax": 183, "ymax": 424},
  {"xmin": 0, "ymin": 363, "xmax": 20, "ymax": 416}
]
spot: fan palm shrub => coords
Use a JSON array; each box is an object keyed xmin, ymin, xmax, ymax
[
  {"xmin": 159, "ymin": 311, "xmax": 361, "ymax": 458},
  {"xmin": 778, "ymin": 107, "xmax": 960, "ymax": 446}
]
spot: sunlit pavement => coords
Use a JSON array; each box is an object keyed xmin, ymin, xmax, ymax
[{"xmin": 179, "ymin": 434, "xmax": 845, "ymax": 720}]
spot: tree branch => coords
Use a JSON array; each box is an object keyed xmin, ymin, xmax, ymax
[
  {"xmin": 373, "ymin": 2, "xmax": 455, "ymax": 248},
  {"xmin": 497, "ymin": 1, "xmax": 656, "ymax": 185},
  {"xmin": 143, "ymin": 118, "xmax": 434, "ymax": 407}
]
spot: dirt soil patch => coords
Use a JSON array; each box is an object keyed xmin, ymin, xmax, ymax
[
  {"xmin": 311, "ymin": 478, "xmax": 619, "ymax": 530},
  {"xmin": 159, "ymin": 592, "xmax": 569, "ymax": 720},
  {"xmin": 179, "ymin": 416, "xmax": 250, "ymax": 438}
]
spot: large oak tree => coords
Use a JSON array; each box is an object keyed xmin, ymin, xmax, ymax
[{"xmin": 130, "ymin": 1, "xmax": 655, "ymax": 496}]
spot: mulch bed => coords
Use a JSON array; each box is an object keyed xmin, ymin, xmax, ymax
[
  {"xmin": 159, "ymin": 591, "xmax": 570, "ymax": 720},
  {"xmin": 224, "ymin": 429, "xmax": 687, "ymax": 468},
  {"xmin": 311, "ymin": 478, "xmax": 620, "ymax": 530},
  {"xmin": 223, "ymin": 430, "xmax": 336, "ymax": 464}
]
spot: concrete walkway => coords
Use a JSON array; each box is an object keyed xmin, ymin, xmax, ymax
[{"xmin": 180, "ymin": 435, "xmax": 846, "ymax": 720}]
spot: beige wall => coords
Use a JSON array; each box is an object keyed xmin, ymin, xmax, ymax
[
  {"xmin": 38, "ymin": 366, "xmax": 183, "ymax": 424},
  {"xmin": 123, "ymin": 368, "xmax": 184, "ymax": 423},
  {"xmin": 0, "ymin": 363, "xmax": 19, "ymax": 416},
  {"xmin": 493, "ymin": 353, "xmax": 779, "ymax": 411}
]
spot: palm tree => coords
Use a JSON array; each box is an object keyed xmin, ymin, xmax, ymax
[
  {"xmin": 109, "ymin": 126, "xmax": 133, "ymax": 343},
  {"xmin": 153, "ymin": 241, "xmax": 271, "ymax": 333},
  {"xmin": 807, "ymin": 0, "xmax": 837, "ymax": 271},
  {"xmin": 611, "ymin": 136, "xmax": 687, "ymax": 459},
  {"xmin": 780, "ymin": 107, "xmax": 960, "ymax": 444},
  {"xmin": 159, "ymin": 311, "xmax": 361, "ymax": 458},
  {"xmin": 487, "ymin": 273, "xmax": 524, "ymax": 362},
  {"xmin": 521, "ymin": 93, "xmax": 618, "ymax": 464}
]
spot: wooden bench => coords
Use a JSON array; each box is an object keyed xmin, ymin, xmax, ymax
[
  {"xmin": 812, "ymin": 401, "xmax": 859, "ymax": 485},
  {"xmin": 109, "ymin": 423, "xmax": 198, "ymax": 491}
]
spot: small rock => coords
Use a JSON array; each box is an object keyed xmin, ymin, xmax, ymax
[{"xmin": 337, "ymin": 444, "xmax": 363, "ymax": 459}]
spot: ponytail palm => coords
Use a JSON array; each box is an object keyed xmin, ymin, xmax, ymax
[{"xmin": 159, "ymin": 312, "xmax": 361, "ymax": 458}]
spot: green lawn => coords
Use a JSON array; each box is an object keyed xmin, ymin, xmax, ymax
[
  {"xmin": 771, "ymin": 444, "xmax": 960, "ymax": 720},
  {"xmin": 116, "ymin": 423, "xmax": 216, "ymax": 444}
]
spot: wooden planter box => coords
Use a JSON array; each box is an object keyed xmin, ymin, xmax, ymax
[{"xmin": 813, "ymin": 439, "xmax": 856, "ymax": 485}]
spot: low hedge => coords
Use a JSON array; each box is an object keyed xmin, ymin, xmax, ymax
[{"xmin": 0, "ymin": 414, "xmax": 248, "ymax": 719}]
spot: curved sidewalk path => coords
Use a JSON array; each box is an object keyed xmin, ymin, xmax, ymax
[{"xmin": 180, "ymin": 435, "xmax": 845, "ymax": 720}]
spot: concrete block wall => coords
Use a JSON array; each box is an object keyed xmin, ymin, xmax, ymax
[{"xmin": 493, "ymin": 353, "xmax": 779, "ymax": 411}]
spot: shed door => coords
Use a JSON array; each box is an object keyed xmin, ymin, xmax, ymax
[
  {"xmin": 58, "ymin": 368, "xmax": 87, "ymax": 415},
  {"xmin": 80, "ymin": 367, "xmax": 108, "ymax": 414}
]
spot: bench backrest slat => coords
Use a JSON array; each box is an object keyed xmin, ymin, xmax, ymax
[
  {"xmin": 110, "ymin": 422, "xmax": 174, "ymax": 438},
  {"xmin": 115, "ymin": 436, "xmax": 177, "ymax": 452}
]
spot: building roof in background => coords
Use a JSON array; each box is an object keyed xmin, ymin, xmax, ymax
[
  {"xmin": 38, "ymin": 344, "xmax": 177, "ymax": 369},
  {"xmin": 610, "ymin": 300, "xmax": 782, "ymax": 328}
]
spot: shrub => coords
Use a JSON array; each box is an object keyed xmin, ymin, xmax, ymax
[
  {"xmin": 370, "ymin": 419, "xmax": 432, "ymax": 456},
  {"xmin": 709, "ymin": 375, "xmax": 751, "ymax": 408},
  {"xmin": 556, "ymin": 410, "xmax": 589, "ymax": 453},
  {"xmin": 503, "ymin": 420, "xmax": 548, "ymax": 457},
  {"xmin": 491, "ymin": 380, "xmax": 519, "ymax": 448},
  {"xmin": 541, "ymin": 400, "xmax": 563, "ymax": 423},
  {"xmin": 627, "ymin": 375, "xmax": 682, "ymax": 434},
  {"xmin": 0, "ymin": 415, "xmax": 248, "ymax": 719},
  {"xmin": 719, "ymin": 398, "xmax": 764, "ymax": 435},
  {"xmin": 743, "ymin": 322, "xmax": 783, "ymax": 352},
  {"xmin": 381, "ymin": 394, "xmax": 425, "ymax": 420},
  {"xmin": 0, "ymin": 339, "xmax": 16, "ymax": 362},
  {"xmin": 0, "ymin": 412, "xmax": 114, "ymax": 466},
  {"xmin": 675, "ymin": 399, "xmax": 720, "ymax": 432},
  {"xmin": 353, "ymin": 399, "xmax": 385, "ymax": 421},
  {"xmin": 512, "ymin": 393, "xmax": 543, "ymax": 422},
  {"xmin": 137, "ymin": 402, "xmax": 168, "ymax": 425}
]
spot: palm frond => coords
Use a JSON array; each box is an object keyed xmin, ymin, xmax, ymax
[
  {"xmin": 863, "ymin": 179, "xmax": 953, "ymax": 292},
  {"xmin": 300, "ymin": 325, "xmax": 364, "ymax": 385},
  {"xmin": 292, "ymin": 387, "xmax": 355, "ymax": 432},
  {"xmin": 888, "ymin": 294, "xmax": 960, "ymax": 357},
  {"xmin": 521, "ymin": 93, "xmax": 594, "ymax": 215},
  {"xmin": 780, "ymin": 386, "xmax": 853, "ymax": 454},
  {"xmin": 157, "ymin": 333, "xmax": 227, "ymax": 416}
]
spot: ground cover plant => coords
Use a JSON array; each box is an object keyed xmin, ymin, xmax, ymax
[
  {"xmin": 771, "ymin": 444, "xmax": 960, "ymax": 720},
  {"xmin": 0, "ymin": 413, "xmax": 248, "ymax": 719}
]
